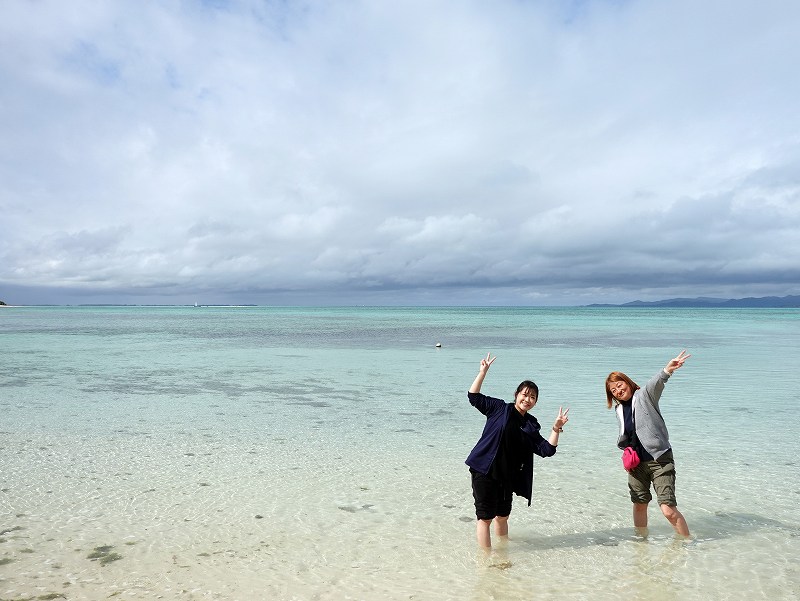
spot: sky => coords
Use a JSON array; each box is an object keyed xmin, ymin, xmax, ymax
[{"xmin": 1, "ymin": 0, "xmax": 799, "ymax": 306}]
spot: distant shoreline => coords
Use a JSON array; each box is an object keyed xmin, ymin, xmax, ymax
[
  {"xmin": 1, "ymin": 294, "xmax": 798, "ymax": 309},
  {"xmin": 585, "ymin": 294, "xmax": 800, "ymax": 308},
  {"xmin": 1, "ymin": 299, "xmax": 798, "ymax": 309}
]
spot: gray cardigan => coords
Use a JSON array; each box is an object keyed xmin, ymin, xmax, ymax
[{"xmin": 615, "ymin": 369, "xmax": 672, "ymax": 460}]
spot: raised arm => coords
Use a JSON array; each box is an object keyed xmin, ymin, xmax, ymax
[
  {"xmin": 664, "ymin": 350, "xmax": 691, "ymax": 375},
  {"xmin": 469, "ymin": 352, "xmax": 496, "ymax": 393}
]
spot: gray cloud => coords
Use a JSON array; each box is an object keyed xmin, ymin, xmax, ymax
[{"xmin": 1, "ymin": 0, "xmax": 799, "ymax": 305}]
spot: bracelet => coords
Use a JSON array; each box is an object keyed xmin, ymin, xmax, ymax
[{"xmin": 552, "ymin": 426, "xmax": 563, "ymax": 433}]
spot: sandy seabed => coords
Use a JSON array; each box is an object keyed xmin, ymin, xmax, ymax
[{"xmin": 2, "ymin": 431, "xmax": 799, "ymax": 601}]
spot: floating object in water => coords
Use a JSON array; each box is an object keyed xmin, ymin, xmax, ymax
[{"xmin": 435, "ymin": 342, "xmax": 442, "ymax": 348}]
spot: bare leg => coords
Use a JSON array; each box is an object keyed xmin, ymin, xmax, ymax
[
  {"xmin": 633, "ymin": 502, "xmax": 649, "ymax": 530},
  {"xmin": 476, "ymin": 519, "xmax": 492, "ymax": 548},
  {"xmin": 494, "ymin": 515, "xmax": 509, "ymax": 539},
  {"xmin": 633, "ymin": 503, "xmax": 648, "ymax": 538},
  {"xmin": 660, "ymin": 504, "xmax": 690, "ymax": 537}
]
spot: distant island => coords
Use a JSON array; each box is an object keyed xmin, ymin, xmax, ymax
[{"xmin": 586, "ymin": 295, "xmax": 800, "ymax": 308}]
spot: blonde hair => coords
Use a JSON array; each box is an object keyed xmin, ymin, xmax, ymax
[{"xmin": 605, "ymin": 371, "xmax": 639, "ymax": 409}]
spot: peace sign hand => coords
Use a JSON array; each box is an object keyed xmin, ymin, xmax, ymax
[
  {"xmin": 665, "ymin": 350, "xmax": 691, "ymax": 374},
  {"xmin": 554, "ymin": 406, "xmax": 570, "ymax": 431},
  {"xmin": 478, "ymin": 352, "xmax": 496, "ymax": 374}
]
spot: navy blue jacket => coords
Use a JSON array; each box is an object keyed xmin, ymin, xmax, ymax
[{"xmin": 465, "ymin": 392, "xmax": 557, "ymax": 505}]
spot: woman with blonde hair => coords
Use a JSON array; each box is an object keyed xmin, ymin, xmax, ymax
[{"xmin": 605, "ymin": 351, "xmax": 691, "ymax": 537}]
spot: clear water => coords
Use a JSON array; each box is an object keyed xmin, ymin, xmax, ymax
[{"xmin": 1, "ymin": 306, "xmax": 799, "ymax": 600}]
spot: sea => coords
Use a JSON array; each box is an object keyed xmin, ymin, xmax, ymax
[{"xmin": 1, "ymin": 306, "xmax": 799, "ymax": 600}]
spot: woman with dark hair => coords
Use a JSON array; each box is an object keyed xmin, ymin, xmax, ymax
[
  {"xmin": 465, "ymin": 353, "xmax": 569, "ymax": 548},
  {"xmin": 605, "ymin": 350, "xmax": 691, "ymax": 537}
]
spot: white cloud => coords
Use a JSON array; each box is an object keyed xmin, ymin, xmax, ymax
[{"xmin": 1, "ymin": 0, "xmax": 799, "ymax": 305}]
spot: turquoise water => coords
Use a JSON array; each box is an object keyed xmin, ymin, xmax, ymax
[{"xmin": 1, "ymin": 306, "xmax": 799, "ymax": 600}]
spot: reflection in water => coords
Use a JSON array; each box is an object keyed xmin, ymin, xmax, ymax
[
  {"xmin": 464, "ymin": 511, "xmax": 796, "ymax": 601},
  {"xmin": 623, "ymin": 536, "xmax": 690, "ymax": 601}
]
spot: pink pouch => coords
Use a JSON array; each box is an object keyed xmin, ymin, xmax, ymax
[{"xmin": 622, "ymin": 446, "xmax": 640, "ymax": 471}]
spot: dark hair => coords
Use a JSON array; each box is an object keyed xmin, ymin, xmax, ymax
[
  {"xmin": 604, "ymin": 371, "xmax": 639, "ymax": 409},
  {"xmin": 515, "ymin": 380, "xmax": 539, "ymax": 399}
]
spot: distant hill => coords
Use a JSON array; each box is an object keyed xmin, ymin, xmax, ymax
[{"xmin": 587, "ymin": 295, "xmax": 800, "ymax": 308}]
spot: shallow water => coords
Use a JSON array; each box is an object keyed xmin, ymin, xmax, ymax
[{"xmin": 1, "ymin": 306, "xmax": 799, "ymax": 600}]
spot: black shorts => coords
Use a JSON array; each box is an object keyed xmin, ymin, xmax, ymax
[{"xmin": 470, "ymin": 468, "xmax": 512, "ymax": 520}]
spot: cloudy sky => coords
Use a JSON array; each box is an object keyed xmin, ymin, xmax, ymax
[{"xmin": 1, "ymin": 0, "xmax": 799, "ymax": 306}]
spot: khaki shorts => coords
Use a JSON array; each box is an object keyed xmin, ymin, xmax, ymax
[{"xmin": 628, "ymin": 450, "xmax": 678, "ymax": 506}]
